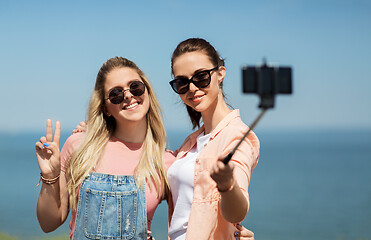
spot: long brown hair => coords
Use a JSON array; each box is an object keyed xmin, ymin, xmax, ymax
[{"xmin": 171, "ymin": 38, "xmax": 226, "ymax": 129}]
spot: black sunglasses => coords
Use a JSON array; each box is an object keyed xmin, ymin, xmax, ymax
[
  {"xmin": 106, "ymin": 81, "xmax": 146, "ymax": 104},
  {"xmin": 169, "ymin": 66, "xmax": 219, "ymax": 94}
]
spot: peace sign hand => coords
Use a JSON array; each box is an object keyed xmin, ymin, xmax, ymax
[{"xmin": 35, "ymin": 119, "xmax": 61, "ymax": 179}]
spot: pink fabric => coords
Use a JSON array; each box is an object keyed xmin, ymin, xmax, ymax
[
  {"xmin": 60, "ymin": 133, "xmax": 175, "ymax": 239},
  {"xmin": 168, "ymin": 109, "xmax": 260, "ymax": 240}
]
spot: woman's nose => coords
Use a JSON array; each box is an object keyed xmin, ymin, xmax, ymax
[
  {"xmin": 188, "ymin": 82, "xmax": 199, "ymax": 92},
  {"xmin": 123, "ymin": 89, "xmax": 133, "ymax": 100}
]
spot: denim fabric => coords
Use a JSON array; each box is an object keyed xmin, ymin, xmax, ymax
[{"xmin": 73, "ymin": 172, "xmax": 147, "ymax": 240}]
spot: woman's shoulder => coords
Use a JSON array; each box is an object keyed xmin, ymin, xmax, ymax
[
  {"xmin": 65, "ymin": 132, "xmax": 85, "ymax": 146},
  {"xmin": 164, "ymin": 149, "xmax": 176, "ymax": 170},
  {"xmin": 217, "ymin": 115, "xmax": 248, "ymax": 138},
  {"xmin": 61, "ymin": 132, "xmax": 85, "ymax": 154},
  {"xmin": 219, "ymin": 115, "xmax": 260, "ymax": 149},
  {"xmin": 60, "ymin": 132, "xmax": 85, "ymax": 171}
]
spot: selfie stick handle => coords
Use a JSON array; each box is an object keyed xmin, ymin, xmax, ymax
[{"xmin": 222, "ymin": 108, "xmax": 268, "ymax": 164}]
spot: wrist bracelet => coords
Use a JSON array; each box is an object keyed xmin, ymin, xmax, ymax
[
  {"xmin": 36, "ymin": 173, "xmax": 60, "ymax": 186},
  {"xmin": 217, "ymin": 179, "xmax": 235, "ymax": 193}
]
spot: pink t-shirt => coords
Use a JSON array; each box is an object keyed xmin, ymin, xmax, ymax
[{"xmin": 60, "ymin": 133, "xmax": 175, "ymax": 239}]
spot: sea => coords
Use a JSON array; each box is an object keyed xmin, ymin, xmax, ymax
[{"xmin": 0, "ymin": 128, "xmax": 370, "ymax": 240}]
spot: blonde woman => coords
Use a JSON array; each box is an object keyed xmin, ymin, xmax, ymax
[{"xmin": 35, "ymin": 57, "xmax": 174, "ymax": 239}]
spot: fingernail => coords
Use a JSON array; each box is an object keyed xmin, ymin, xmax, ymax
[{"xmin": 43, "ymin": 143, "xmax": 49, "ymax": 147}]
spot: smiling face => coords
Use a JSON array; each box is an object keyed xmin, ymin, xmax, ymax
[
  {"xmin": 104, "ymin": 67, "xmax": 150, "ymax": 125},
  {"xmin": 172, "ymin": 51, "xmax": 226, "ymax": 114}
]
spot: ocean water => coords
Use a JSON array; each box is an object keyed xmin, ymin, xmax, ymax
[{"xmin": 0, "ymin": 129, "xmax": 370, "ymax": 240}]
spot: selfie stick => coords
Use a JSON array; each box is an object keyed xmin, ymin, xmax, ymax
[
  {"xmin": 222, "ymin": 107, "xmax": 268, "ymax": 164},
  {"xmin": 222, "ymin": 59, "xmax": 292, "ymax": 165}
]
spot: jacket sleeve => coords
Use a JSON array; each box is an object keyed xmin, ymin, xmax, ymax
[{"xmin": 222, "ymin": 128, "xmax": 260, "ymax": 205}]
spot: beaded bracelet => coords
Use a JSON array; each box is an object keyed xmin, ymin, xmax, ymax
[{"xmin": 36, "ymin": 173, "xmax": 60, "ymax": 186}]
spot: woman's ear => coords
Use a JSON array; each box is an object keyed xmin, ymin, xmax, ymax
[
  {"xmin": 102, "ymin": 104, "xmax": 111, "ymax": 117},
  {"xmin": 217, "ymin": 66, "xmax": 226, "ymax": 86}
]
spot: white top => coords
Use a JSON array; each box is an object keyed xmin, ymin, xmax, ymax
[{"xmin": 167, "ymin": 131, "xmax": 211, "ymax": 240}]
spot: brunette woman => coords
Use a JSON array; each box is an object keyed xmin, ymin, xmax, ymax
[{"xmin": 167, "ymin": 38, "xmax": 259, "ymax": 240}]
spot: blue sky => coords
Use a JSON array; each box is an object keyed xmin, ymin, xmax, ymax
[{"xmin": 1, "ymin": 0, "xmax": 370, "ymax": 134}]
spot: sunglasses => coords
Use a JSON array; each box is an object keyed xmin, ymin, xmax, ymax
[
  {"xmin": 106, "ymin": 81, "xmax": 146, "ymax": 104},
  {"xmin": 169, "ymin": 66, "xmax": 219, "ymax": 94}
]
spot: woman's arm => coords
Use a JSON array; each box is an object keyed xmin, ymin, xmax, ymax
[
  {"xmin": 210, "ymin": 130, "xmax": 259, "ymax": 223},
  {"xmin": 36, "ymin": 171, "xmax": 70, "ymax": 232},
  {"xmin": 210, "ymin": 160, "xmax": 248, "ymax": 223},
  {"xmin": 35, "ymin": 119, "xmax": 69, "ymax": 232}
]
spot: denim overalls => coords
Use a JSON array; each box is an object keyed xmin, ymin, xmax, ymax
[{"xmin": 73, "ymin": 172, "xmax": 147, "ymax": 240}]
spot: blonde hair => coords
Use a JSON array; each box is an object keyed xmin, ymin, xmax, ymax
[{"xmin": 66, "ymin": 57, "xmax": 168, "ymax": 209}]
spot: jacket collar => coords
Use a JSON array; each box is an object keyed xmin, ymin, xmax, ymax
[
  {"xmin": 209, "ymin": 109, "xmax": 240, "ymax": 140},
  {"xmin": 177, "ymin": 109, "xmax": 241, "ymax": 158}
]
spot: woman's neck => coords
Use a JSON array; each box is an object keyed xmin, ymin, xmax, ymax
[
  {"xmin": 113, "ymin": 118, "xmax": 147, "ymax": 143},
  {"xmin": 202, "ymin": 92, "xmax": 231, "ymax": 134}
]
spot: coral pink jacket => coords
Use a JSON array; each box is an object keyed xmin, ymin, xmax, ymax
[{"xmin": 168, "ymin": 109, "xmax": 260, "ymax": 240}]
